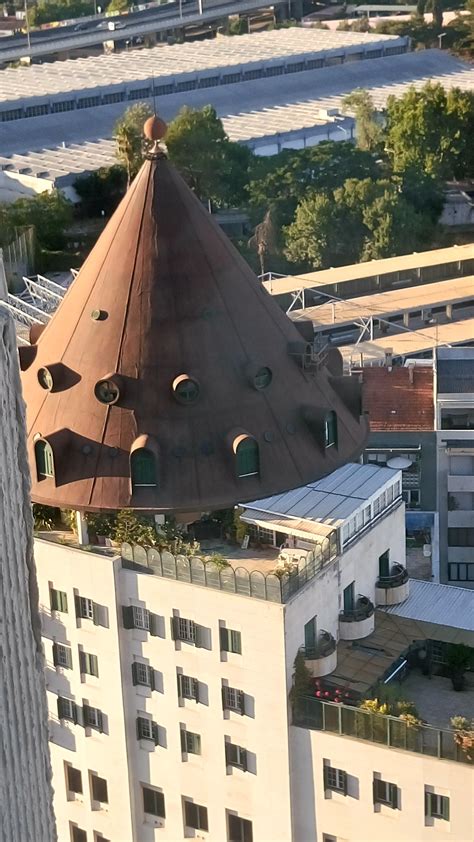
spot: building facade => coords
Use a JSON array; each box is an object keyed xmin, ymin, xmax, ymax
[{"xmin": 0, "ymin": 308, "xmax": 56, "ymax": 842}]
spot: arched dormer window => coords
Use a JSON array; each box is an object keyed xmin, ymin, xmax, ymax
[
  {"xmin": 234, "ymin": 435, "xmax": 260, "ymax": 479},
  {"xmin": 324, "ymin": 411, "xmax": 338, "ymax": 448},
  {"xmin": 131, "ymin": 448, "xmax": 157, "ymax": 489},
  {"xmin": 35, "ymin": 439, "xmax": 54, "ymax": 481}
]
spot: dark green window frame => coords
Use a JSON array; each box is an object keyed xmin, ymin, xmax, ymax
[
  {"xmin": 131, "ymin": 448, "xmax": 157, "ymax": 488},
  {"xmin": 236, "ymin": 437, "xmax": 259, "ymax": 478},
  {"xmin": 181, "ymin": 729, "xmax": 201, "ymax": 755},
  {"xmin": 324, "ymin": 411, "xmax": 338, "ymax": 448},
  {"xmin": 143, "ymin": 786, "xmax": 165, "ymax": 818},
  {"xmin": 79, "ymin": 651, "xmax": 99, "ymax": 677},
  {"xmin": 184, "ymin": 800, "xmax": 208, "ymax": 831},
  {"xmin": 425, "ymin": 792, "xmax": 450, "ymax": 821},
  {"xmin": 373, "ymin": 777, "xmax": 398, "ymax": 809},
  {"xmin": 50, "ymin": 588, "xmax": 68, "ymax": 613},
  {"xmin": 220, "ymin": 627, "xmax": 242, "ymax": 654},
  {"xmin": 225, "ymin": 741, "xmax": 248, "ymax": 771},
  {"xmin": 35, "ymin": 439, "xmax": 54, "ymax": 480}
]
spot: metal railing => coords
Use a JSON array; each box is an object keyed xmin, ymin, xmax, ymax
[
  {"xmin": 376, "ymin": 565, "xmax": 409, "ymax": 589},
  {"xmin": 339, "ymin": 596, "xmax": 374, "ymax": 623},
  {"xmin": 294, "ymin": 697, "xmax": 474, "ymax": 765},
  {"xmin": 301, "ymin": 633, "xmax": 336, "ymax": 660}
]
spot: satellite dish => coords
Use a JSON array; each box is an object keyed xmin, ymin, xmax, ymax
[{"xmin": 387, "ymin": 456, "xmax": 412, "ymax": 470}]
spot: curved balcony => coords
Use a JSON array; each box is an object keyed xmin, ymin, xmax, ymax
[
  {"xmin": 375, "ymin": 564, "xmax": 410, "ymax": 606},
  {"xmin": 339, "ymin": 596, "xmax": 375, "ymax": 640},
  {"xmin": 301, "ymin": 632, "xmax": 337, "ymax": 678}
]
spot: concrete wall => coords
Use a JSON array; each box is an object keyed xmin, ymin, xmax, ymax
[
  {"xmin": 0, "ymin": 309, "xmax": 56, "ymax": 842},
  {"xmin": 290, "ymin": 726, "xmax": 474, "ymax": 842}
]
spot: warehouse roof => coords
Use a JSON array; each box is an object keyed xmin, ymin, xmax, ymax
[
  {"xmin": 341, "ymin": 318, "xmax": 474, "ymax": 367},
  {"xmin": 0, "ymin": 139, "xmax": 116, "ymax": 183},
  {"xmin": 0, "ymin": 28, "xmax": 403, "ymax": 106},
  {"xmin": 380, "ymin": 579, "xmax": 474, "ymax": 632}
]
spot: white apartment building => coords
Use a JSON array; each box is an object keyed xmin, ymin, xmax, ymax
[
  {"xmin": 0, "ymin": 307, "xmax": 56, "ymax": 842},
  {"xmin": 36, "ymin": 463, "xmax": 474, "ymax": 842}
]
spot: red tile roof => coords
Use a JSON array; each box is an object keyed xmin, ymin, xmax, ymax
[{"xmin": 362, "ymin": 367, "xmax": 434, "ymax": 432}]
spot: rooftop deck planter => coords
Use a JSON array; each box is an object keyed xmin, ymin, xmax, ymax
[
  {"xmin": 375, "ymin": 564, "xmax": 409, "ymax": 606},
  {"xmin": 339, "ymin": 596, "xmax": 375, "ymax": 640}
]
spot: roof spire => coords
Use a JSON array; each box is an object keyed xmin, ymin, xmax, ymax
[{"xmin": 144, "ymin": 115, "xmax": 168, "ymax": 158}]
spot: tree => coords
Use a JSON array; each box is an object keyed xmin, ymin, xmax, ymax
[
  {"xmin": 385, "ymin": 83, "xmax": 474, "ymax": 180},
  {"xmin": 342, "ymin": 89, "xmax": 385, "ymax": 152},
  {"xmin": 166, "ymin": 105, "xmax": 252, "ymax": 207},
  {"xmin": 0, "ymin": 190, "xmax": 73, "ymax": 251},
  {"xmin": 108, "ymin": 0, "xmax": 129, "ymax": 10},
  {"xmin": 247, "ymin": 209, "xmax": 279, "ymax": 274},
  {"xmin": 289, "ymin": 650, "xmax": 313, "ymax": 709},
  {"xmin": 74, "ymin": 165, "xmax": 127, "ymax": 217},
  {"xmin": 284, "ymin": 193, "xmax": 354, "ymax": 270},
  {"xmin": 114, "ymin": 102, "xmax": 153, "ymax": 188},
  {"xmin": 427, "ymin": 0, "xmax": 443, "ymax": 28}
]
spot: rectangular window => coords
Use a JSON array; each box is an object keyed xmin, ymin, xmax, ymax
[
  {"xmin": 53, "ymin": 643, "xmax": 73, "ymax": 669},
  {"xmin": 50, "ymin": 589, "xmax": 68, "ymax": 612},
  {"xmin": 132, "ymin": 662, "xmax": 155, "ymax": 688},
  {"xmin": 448, "ymin": 527, "xmax": 474, "ymax": 547},
  {"xmin": 324, "ymin": 766, "xmax": 347, "ymax": 795},
  {"xmin": 373, "ymin": 777, "xmax": 398, "ymax": 808},
  {"xmin": 304, "ymin": 616, "xmax": 317, "ymax": 654},
  {"xmin": 171, "ymin": 616, "xmax": 200, "ymax": 644},
  {"xmin": 57, "ymin": 697, "xmax": 77, "ymax": 723},
  {"xmin": 76, "ymin": 596, "xmax": 94, "ymax": 621},
  {"xmin": 143, "ymin": 786, "xmax": 166, "ymax": 817},
  {"xmin": 67, "ymin": 765, "xmax": 83, "ymax": 794},
  {"xmin": 222, "ymin": 685, "xmax": 245, "ymax": 715},
  {"xmin": 324, "ymin": 412, "xmax": 337, "ymax": 448},
  {"xmin": 228, "ymin": 814, "xmax": 253, "ymax": 842},
  {"xmin": 343, "ymin": 582, "xmax": 355, "ymax": 614},
  {"xmin": 80, "ymin": 652, "xmax": 99, "ymax": 677},
  {"xmin": 122, "ymin": 605, "xmax": 152, "ymax": 631},
  {"xmin": 71, "ymin": 827, "xmax": 87, "ymax": 842},
  {"xmin": 378, "ymin": 550, "xmax": 390, "ymax": 579},
  {"xmin": 184, "ymin": 800, "xmax": 208, "ymax": 831},
  {"xmin": 448, "ymin": 562, "xmax": 474, "ymax": 582},
  {"xmin": 91, "ymin": 774, "xmax": 108, "ymax": 804},
  {"xmin": 225, "ymin": 742, "xmax": 248, "ymax": 771},
  {"xmin": 178, "ymin": 674, "xmax": 199, "ymax": 702},
  {"xmin": 83, "ymin": 705, "xmax": 103, "ymax": 732},
  {"xmin": 181, "ymin": 729, "xmax": 201, "ymax": 755},
  {"xmin": 136, "ymin": 716, "xmax": 159, "ymax": 744},
  {"xmin": 220, "ymin": 628, "xmax": 242, "ymax": 654},
  {"xmin": 426, "ymin": 792, "xmax": 450, "ymax": 821}
]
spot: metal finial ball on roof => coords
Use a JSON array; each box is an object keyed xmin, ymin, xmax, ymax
[{"xmin": 144, "ymin": 115, "xmax": 167, "ymax": 141}]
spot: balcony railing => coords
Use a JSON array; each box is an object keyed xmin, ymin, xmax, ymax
[
  {"xmin": 376, "ymin": 564, "xmax": 409, "ymax": 589},
  {"xmin": 294, "ymin": 697, "xmax": 474, "ymax": 765},
  {"xmin": 339, "ymin": 596, "xmax": 374, "ymax": 623},
  {"xmin": 301, "ymin": 632, "xmax": 336, "ymax": 661}
]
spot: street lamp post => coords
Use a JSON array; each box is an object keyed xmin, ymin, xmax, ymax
[
  {"xmin": 24, "ymin": 0, "xmax": 31, "ymax": 53},
  {"xmin": 438, "ymin": 32, "xmax": 446, "ymax": 49}
]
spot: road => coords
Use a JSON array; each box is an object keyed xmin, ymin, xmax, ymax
[{"xmin": 0, "ymin": 0, "xmax": 284, "ymax": 61}]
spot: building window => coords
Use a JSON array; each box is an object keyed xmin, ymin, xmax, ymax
[
  {"xmin": 137, "ymin": 716, "xmax": 159, "ymax": 744},
  {"xmin": 304, "ymin": 616, "xmax": 317, "ymax": 654},
  {"xmin": 184, "ymin": 800, "xmax": 208, "ymax": 831},
  {"xmin": 228, "ymin": 814, "xmax": 253, "ymax": 842},
  {"xmin": 448, "ymin": 527, "xmax": 474, "ymax": 547},
  {"xmin": 235, "ymin": 437, "xmax": 259, "ymax": 478},
  {"xmin": 50, "ymin": 588, "xmax": 68, "ymax": 613},
  {"xmin": 53, "ymin": 643, "xmax": 73, "ymax": 669},
  {"xmin": 324, "ymin": 412, "xmax": 337, "ymax": 448},
  {"xmin": 181, "ymin": 729, "xmax": 201, "ymax": 755},
  {"xmin": 35, "ymin": 439, "xmax": 54, "ymax": 480},
  {"xmin": 448, "ymin": 562, "xmax": 474, "ymax": 582},
  {"xmin": 75, "ymin": 596, "xmax": 95, "ymax": 621},
  {"xmin": 71, "ymin": 827, "xmax": 87, "ymax": 842},
  {"xmin": 122, "ymin": 604, "xmax": 151, "ymax": 630},
  {"xmin": 83, "ymin": 705, "xmax": 103, "ymax": 732},
  {"xmin": 132, "ymin": 662, "xmax": 155, "ymax": 689},
  {"xmin": 378, "ymin": 550, "xmax": 390, "ymax": 579},
  {"xmin": 425, "ymin": 792, "xmax": 450, "ymax": 821},
  {"xmin": 57, "ymin": 697, "xmax": 77, "ymax": 722},
  {"xmin": 172, "ymin": 616, "xmax": 200, "ymax": 644},
  {"xmin": 220, "ymin": 628, "xmax": 242, "ymax": 654},
  {"xmin": 343, "ymin": 582, "xmax": 355, "ymax": 614},
  {"xmin": 373, "ymin": 778, "xmax": 398, "ymax": 808},
  {"xmin": 67, "ymin": 766, "xmax": 83, "ymax": 794},
  {"xmin": 222, "ymin": 685, "xmax": 245, "ymax": 715},
  {"xmin": 225, "ymin": 742, "xmax": 248, "ymax": 771},
  {"xmin": 143, "ymin": 787, "xmax": 166, "ymax": 818},
  {"xmin": 95, "ymin": 835, "xmax": 110, "ymax": 842},
  {"xmin": 91, "ymin": 774, "xmax": 108, "ymax": 804},
  {"xmin": 178, "ymin": 674, "xmax": 200, "ymax": 702},
  {"xmin": 131, "ymin": 448, "xmax": 157, "ymax": 488},
  {"xmin": 324, "ymin": 766, "xmax": 347, "ymax": 795},
  {"xmin": 79, "ymin": 652, "xmax": 99, "ymax": 677}
]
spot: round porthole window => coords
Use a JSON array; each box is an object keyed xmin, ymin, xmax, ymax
[
  {"xmin": 172, "ymin": 375, "xmax": 200, "ymax": 404},
  {"xmin": 37, "ymin": 367, "xmax": 53, "ymax": 391},
  {"xmin": 254, "ymin": 366, "xmax": 272, "ymax": 390},
  {"xmin": 94, "ymin": 378, "xmax": 121, "ymax": 405}
]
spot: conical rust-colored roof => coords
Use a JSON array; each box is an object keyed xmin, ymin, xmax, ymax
[{"xmin": 21, "ymin": 151, "xmax": 367, "ymax": 512}]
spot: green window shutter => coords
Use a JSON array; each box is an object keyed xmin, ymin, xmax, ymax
[
  {"xmin": 222, "ymin": 686, "xmax": 228, "ymax": 710},
  {"xmin": 192, "ymin": 678, "xmax": 200, "ymax": 703},
  {"xmin": 131, "ymin": 448, "xmax": 156, "ymax": 488},
  {"xmin": 184, "ymin": 801, "xmax": 195, "ymax": 828},
  {"xmin": 65, "ymin": 647, "xmax": 73, "ymax": 669},
  {"xmin": 92, "ymin": 602, "xmax": 100, "ymax": 626},
  {"xmin": 59, "ymin": 591, "xmax": 68, "ymax": 612},
  {"xmin": 238, "ymin": 690, "xmax": 246, "ymax": 716},
  {"xmin": 74, "ymin": 595, "xmax": 81, "ymax": 619},
  {"xmin": 131, "ymin": 662, "xmax": 139, "ymax": 685},
  {"xmin": 177, "ymin": 673, "xmax": 183, "ymax": 698},
  {"xmin": 198, "ymin": 806, "xmax": 208, "ymax": 832},
  {"xmin": 442, "ymin": 797, "xmax": 450, "ymax": 821},
  {"xmin": 230, "ymin": 630, "xmax": 241, "ymax": 654},
  {"xmin": 91, "ymin": 654, "xmax": 99, "ymax": 677},
  {"xmin": 304, "ymin": 617, "xmax": 317, "ymax": 653},
  {"xmin": 170, "ymin": 616, "xmax": 180, "ymax": 639},
  {"xmin": 194, "ymin": 623, "xmax": 204, "ymax": 648},
  {"xmin": 240, "ymin": 748, "xmax": 248, "ymax": 772},
  {"xmin": 149, "ymin": 666, "xmax": 156, "ymax": 690},
  {"xmin": 122, "ymin": 606, "xmax": 135, "ymax": 629},
  {"xmin": 79, "ymin": 651, "xmax": 85, "ymax": 673},
  {"xmin": 149, "ymin": 613, "xmax": 158, "ymax": 636},
  {"xmin": 236, "ymin": 438, "xmax": 259, "ymax": 478},
  {"xmin": 220, "ymin": 627, "xmax": 230, "ymax": 652},
  {"xmin": 180, "ymin": 729, "xmax": 187, "ymax": 753},
  {"xmin": 390, "ymin": 783, "xmax": 398, "ymax": 809},
  {"xmin": 425, "ymin": 792, "xmax": 431, "ymax": 818},
  {"xmin": 152, "ymin": 722, "xmax": 159, "ymax": 745}
]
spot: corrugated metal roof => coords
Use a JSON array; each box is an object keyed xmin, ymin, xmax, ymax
[
  {"xmin": 380, "ymin": 580, "xmax": 474, "ymax": 632},
  {"xmin": 242, "ymin": 462, "xmax": 398, "ymax": 526}
]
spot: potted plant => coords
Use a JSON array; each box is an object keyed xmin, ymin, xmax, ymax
[
  {"xmin": 450, "ymin": 716, "xmax": 474, "ymax": 760},
  {"xmin": 446, "ymin": 643, "xmax": 472, "ymax": 691}
]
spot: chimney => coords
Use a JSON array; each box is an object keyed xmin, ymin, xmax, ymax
[
  {"xmin": 385, "ymin": 349, "xmax": 393, "ymax": 370},
  {"xmin": 408, "ymin": 363, "xmax": 415, "ymax": 386}
]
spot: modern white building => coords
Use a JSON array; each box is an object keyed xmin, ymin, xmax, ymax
[{"xmin": 0, "ymin": 307, "xmax": 56, "ymax": 842}]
